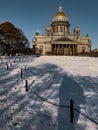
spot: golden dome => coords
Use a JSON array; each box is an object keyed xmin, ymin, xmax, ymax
[{"xmin": 52, "ymin": 6, "xmax": 69, "ymax": 22}]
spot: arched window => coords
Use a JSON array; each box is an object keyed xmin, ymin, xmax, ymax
[
  {"xmin": 57, "ymin": 26, "xmax": 58, "ymax": 32},
  {"xmin": 39, "ymin": 46, "xmax": 43, "ymax": 54},
  {"xmin": 82, "ymin": 47, "xmax": 86, "ymax": 54},
  {"xmin": 64, "ymin": 26, "xmax": 65, "ymax": 33},
  {"xmin": 53, "ymin": 27, "xmax": 55, "ymax": 33}
]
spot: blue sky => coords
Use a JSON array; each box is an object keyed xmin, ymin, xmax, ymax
[{"xmin": 0, "ymin": 0, "xmax": 98, "ymax": 49}]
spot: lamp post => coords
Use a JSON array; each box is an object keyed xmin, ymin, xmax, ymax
[
  {"xmin": 44, "ymin": 36, "xmax": 46, "ymax": 56},
  {"xmin": 51, "ymin": 36, "xmax": 53, "ymax": 55},
  {"xmin": 44, "ymin": 42, "xmax": 46, "ymax": 56}
]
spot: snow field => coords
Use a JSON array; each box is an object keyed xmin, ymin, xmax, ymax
[{"xmin": 0, "ymin": 56, "xmax": 98, "ymax": 130}]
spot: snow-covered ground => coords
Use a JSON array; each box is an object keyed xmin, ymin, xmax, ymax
[{"xmin": 0, "ymin": 55, "xmax": 98, "ymax": 130}]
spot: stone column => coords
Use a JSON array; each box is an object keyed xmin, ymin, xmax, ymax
[
  {"xmin": 54, "ymin": 44, "xmax": 56, "ymax": 55},
  {"xmin": 58, "ymin": 44, "xmax": 60, "ymax": 55},
  {"xmin": 56, "ymin": 44, "xmax": 58, "ymax": 55},
  {"xmin": 62, "ymin": 44, "xmax": 64, "ymax": 55},
  {"xmin": 73, "ymin": 44, "xmax": 74, "ymax": 56},
  {"xmin": 52, "ymin": 44, "xmax": 53, "ymax": 53},
  {"xmin": 65, "ymin": 44, "xmax": 67, "ymax": 55},
  {"xmin": 68, "ymin": 44, "xmax": 70, "ymax": 55},
  {"xmin": 64, "ymin": 44, "xmax": 66, "ymax": 55}
]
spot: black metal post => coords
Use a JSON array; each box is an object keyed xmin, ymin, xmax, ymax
[
  {"xmin": 6, "ymin": 63, "xmax": 9, "ymax": 71},
  {"xmin": 21, "ymin": 68, "xmax": 23, "ymax": 79},
  {"xmin": 33, "ymin": 45, "xmax": 36, "ymax": 55},
  {"xmin": 70, "ymin": 99, "xmax": 74, "ymax": 123},
  {"xmin": 25, "ymin": 80, "xmax": 28, "ymax": 92},
  {"xmin": 2, "ymin": 59, "xmax": 3, "ymax": 63},
  {"xmin": 10, "ymin": 62, "xmax": 12, "ymax": 67},
  {"xmin": 25, "ymin": 66, "xmax": 26, "ymax": 72}
]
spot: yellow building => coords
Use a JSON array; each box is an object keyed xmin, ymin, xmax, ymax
[{"xmin": 32, "ymin": 6, "xmax": 91, "ymax": 55}]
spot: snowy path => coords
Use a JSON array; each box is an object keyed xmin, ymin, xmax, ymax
[{"xmin": 0, "ymin": 56, "xmax": 98, "ymax": 130}]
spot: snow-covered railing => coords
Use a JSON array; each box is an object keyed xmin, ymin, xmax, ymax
[{"xmin": 24, "ymin": 83, "xmax": 98, "ymax": 126}]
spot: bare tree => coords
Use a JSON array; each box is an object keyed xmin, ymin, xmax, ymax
[{"xmin": 0, "ymin": 21, "xmax": 30, "ymax": 56}]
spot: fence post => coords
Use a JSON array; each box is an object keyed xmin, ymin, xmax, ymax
[
  {"xmin": 10, "ymin": 62, "xmax": 12, "ymax": 67},
  {"xmin": 70, "ymin": 99, "xmax": 74, "ymax": 123},
  {"xmin": 6, "ymin": 62, "xmax": 9, "ymax": 71},
  {"xmin": 2, "ymin": 59, "xmax": 3, "ymax": 63},
  {"xmin": 25, "ymin": 66, "xmax": 26, "ymax": 72},
  {"xmin": 25, "ymin": 80, "xmax": 28, "ymax": 92},
  {"xmin": 21, "ymin": 68, "xmax": 23, "ymax": 79}
]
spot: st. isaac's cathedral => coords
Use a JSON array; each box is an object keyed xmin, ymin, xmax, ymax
[{"xmin": 32, "ymin": 6, "xmax": 91, "ymax": 55}]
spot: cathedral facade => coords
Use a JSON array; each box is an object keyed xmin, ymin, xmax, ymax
[{"xmin": 32, "ymin": 6, "xmax": 91, "ymax": 56}]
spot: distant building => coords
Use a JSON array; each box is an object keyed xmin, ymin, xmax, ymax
[
  {"xmin": 32, "ymin": 6, "xmax": 91, "ymax": 55},
  {"xmin": 94, "ymin": 49, "xmax": 98, "ymax": 52}
]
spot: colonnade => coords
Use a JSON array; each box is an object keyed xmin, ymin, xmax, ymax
[{"xmin": 52, "ymin": 44, "xmax": 77, "ymax": 55}]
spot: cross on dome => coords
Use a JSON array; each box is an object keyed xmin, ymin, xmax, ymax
[{"xmin": 58, "ymin": 6, "xmax": 63, "ymax": 12}]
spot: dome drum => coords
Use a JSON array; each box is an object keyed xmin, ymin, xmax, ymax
[{"xmin": 51, "ymin": 21, "xmax": 70, "ymax": 27}]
